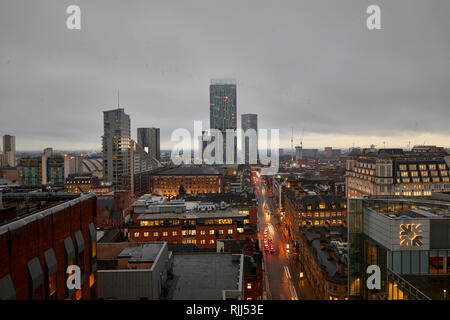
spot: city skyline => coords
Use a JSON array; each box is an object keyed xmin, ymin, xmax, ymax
[{"xmin": 1, "ymin": 0, "xmax": 450, "ymax": 151}]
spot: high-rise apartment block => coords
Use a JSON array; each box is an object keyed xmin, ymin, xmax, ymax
[
  {"xmin": 241, "ymin": 114, "xmax": 258, "ymax": 164},
  {"xmin": 2, "ymin": 135, "xmax": 16, "ymax": 167},
  {"xmin": 209, "ymin": 79, "xmax": 237, "ymax": 163}
]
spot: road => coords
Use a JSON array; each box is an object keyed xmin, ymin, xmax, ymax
[
  {"xmin": 255, "ymin": 177, "xmax": 298, "ymax": 300},
  {"xmin": 254, "ymin": 175, "xmax": 316, "ymax": 300}
]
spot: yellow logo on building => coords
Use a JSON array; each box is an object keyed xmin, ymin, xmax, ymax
[{"xmin": 399, "ymin": 224, "xmax": 423, "ymax": 247}]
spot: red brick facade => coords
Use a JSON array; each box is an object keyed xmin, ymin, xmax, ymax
[{"xmin": 0, "ymin": 194, "xmax": 98, "ymax": 300}]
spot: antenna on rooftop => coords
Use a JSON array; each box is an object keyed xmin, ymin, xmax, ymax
[{"xmin": 117, "ymin": 90, "xmax": 120, "ymax": 108}]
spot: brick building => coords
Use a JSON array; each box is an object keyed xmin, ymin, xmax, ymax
[
  {"xmin": 298, "ymin": 225, "xmax": 348, "ymax": 300},
  {"xmin": 127, "ymin": 195, "xmax": 257, "ymax": 249},
  {"xmin": 0, "ymin": 192, "xmax": 98, "ymax": 300},
  {"xmin": 149, "ymin": 167, "xmax": 225, "ymax": 197},
  {"xmin": 96, "ymin": 190, "xmax": 131, "ymax": 230}
]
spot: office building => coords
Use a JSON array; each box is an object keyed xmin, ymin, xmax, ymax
[
  {"xmin": 348, "ymin": 197, "xmax": 450, "ymax": 300},
  {"xmin": 2, "ymin": 135, "xmax": 16, "ymax": 167},
  {"xmin": 137, "ymin": 127, "xmax": 160, "ymax": 161},
  {"xmin": 346, "ymin": 148, "xmax": 450, "ymax": 198},
  {"xmin": 64, "ymin": 154, "xmax": 83, "ymax": 178},
  {"xmin": 149, "ymin": 167, "xmax": 225, "ymax": 197},
  {"xmin": 18, "ymin": 148, "xmax": 65, "ymax": 186},
  {"xmin": 128, "ymin": 195, "xmax": 257, "ymax": 248},
  {"xmin": 241, "ymin": 114, "xmax": 258, "ymax": 164},
  {"xmin": 102, "ymin": 108, "xmax": 132, "ymax": 190},
  {"xmin": 97, "ymin": 242, "xmax": 171, "ymax": 300},
  {"xmin": 0, "ymin": 192, "xmax": 98, "ymax": 300}
]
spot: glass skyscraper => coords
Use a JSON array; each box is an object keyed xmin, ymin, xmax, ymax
[
  {"xmin": 209, "ymin": 79, "xmax": 237, "ymax": 163},
  {"xmin": 241, "ymin": 113, "xmax": 258, "ymax": 164}
]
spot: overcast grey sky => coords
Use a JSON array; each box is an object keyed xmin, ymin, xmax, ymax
[{"xmin": 1, "ymin": 0, "xmax": 449, "ymax": 151}]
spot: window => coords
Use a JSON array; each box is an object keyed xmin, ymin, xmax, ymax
[
  {"xmin": 172, "ymin": 231, "xmax": 177, "ymax": 236},
  {"xmin": 209, "ymin": 230, "xmax": 215, "ymax": 235},
  {"xmin": 210, "ymin": 240, "xmax": 215, "ymax": 244},
  {"xmin": 200, "ymin": 230, "xmax": 206, "ymax": 235},
  {"xmin": 429, "ymin": 251, "xmax": 444, "ymax": 274},
  {"xmin": 200, "ymin": 240, "xmax": 206, "ymax": 244},
  {"xmin": 153, "ymin": 232, "xmax": 159, "ymax": 237},
  {"xmin": 134, "ymin": 232, "xmax": 140, "ymax": 238},
  {"xmin": 228, "ymin": 229, "xmax": 233, "ymax": 235},
  {"xmin": 163, "ymin": 232, "xmax": 168, "ymax": 237},
  {"xmin": 144, "ymin": 232, "xmax": 149, "ymax": 237}
]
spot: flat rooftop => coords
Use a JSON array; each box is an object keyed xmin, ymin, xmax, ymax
[
  {"xmin": 118, "ymin": 243, "xmax": 165, "ymax": 263},
  {"xmin": 169, "ymin": 253, "xmax": 241, "ymax": 300},
  {"xmin": 0, "ymin": 192, "xmax": 94, "ymax": 227},
  {"xmin": 137, "ymin": 208, "xmax": 246, "ymax": 220},
  {"xmin": 361, "ymin": 198, "xmax": 450, "ymax": 219},
  {"xmin": 154, "ymin": 167, "xmax": 223, "ymax": 175}
]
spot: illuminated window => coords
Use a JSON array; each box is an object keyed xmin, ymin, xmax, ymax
[
  {"xmin": 163, "ymin": 232, "xmax": 168, "ymax": 237},
  {"xmin": 200, "ymin": 230, "xmax": 205, "ymax": 235},
  {"xmin": 247, "ymin": 283, "xmax": 252, "ymax": 289},
  {"xmin": 172, "ymin": 231, "xmax": 177, "ymax": 236},
  {"xmin": 144, "ymin": 232, "xmax": 149, "ymax": 237},
  {"xmin": 219, "ymin": 229, "xmax": 224, "ymax": 235},
  {"xmin": 134, "ymin": 232, "xmax": 140, "ymax": 238},
  {"xmin": 228, "ymin": 229, "xmax": 233, "ymax": 234},
  {"xmin": 75, "ymin": 289, "xmax": 82, "ymax": 300},
  {"xmin": 200, "ymin": 240, "xmax": 206, "ymax": 244},
  {"xmin": 153, "ymin": 232, "xmax": 158, "ymax": 237},
  {"xmin": 48, "ymin": 273, "xmax": 57, "ymax": 296},
  {"xmin": 210, "ymin": 239, "xmax": 215, "ymax": 244},
  {"xmin": 209, "ymin": 230, "xmax": 215, "ymax": 235},
  {"xmin": 89, "ymin": 273, "xmax": 95, "ymax": 288}
]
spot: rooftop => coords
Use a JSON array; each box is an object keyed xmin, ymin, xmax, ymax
[
  {"xmin": 0, "ymin": 192, "xmax": 95, "ymax": 227},
  {"xmin": 118, "ymin": 243, "xmax": 165, "ymax": 263},
  {"xmin": 168, "ymin": 253, "xmax": 242, "ymax": 300},
  {"xmin": 137, "ymin": 207, "xmax": 246, "ymax": 221},
  {"xmin": 154, "ymin": 166, "xmax": 224, "ymax": 175},
  {"xmin": 360, "ymin": 197, "xmax": 450, "ymax": 219}
]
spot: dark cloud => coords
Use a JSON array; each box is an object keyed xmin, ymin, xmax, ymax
[{"xmin": 1, "ymin": 0, "xmax": 449, "ymax": 150}]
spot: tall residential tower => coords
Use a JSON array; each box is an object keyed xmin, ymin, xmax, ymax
[
  {"xmin": 209, "ymin": 79, "xmax": 237, "ymax": 163},
  {"xmin": 2, "ymin": 135, "xmax": 16, "ymax": 167},
  {"xmin": 241, "ymin": 114, "xmax": 258, "ymax": 164},
  {"xmin": 102, "ymin": 108, "xmax": 131, "ymax": 189}
]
